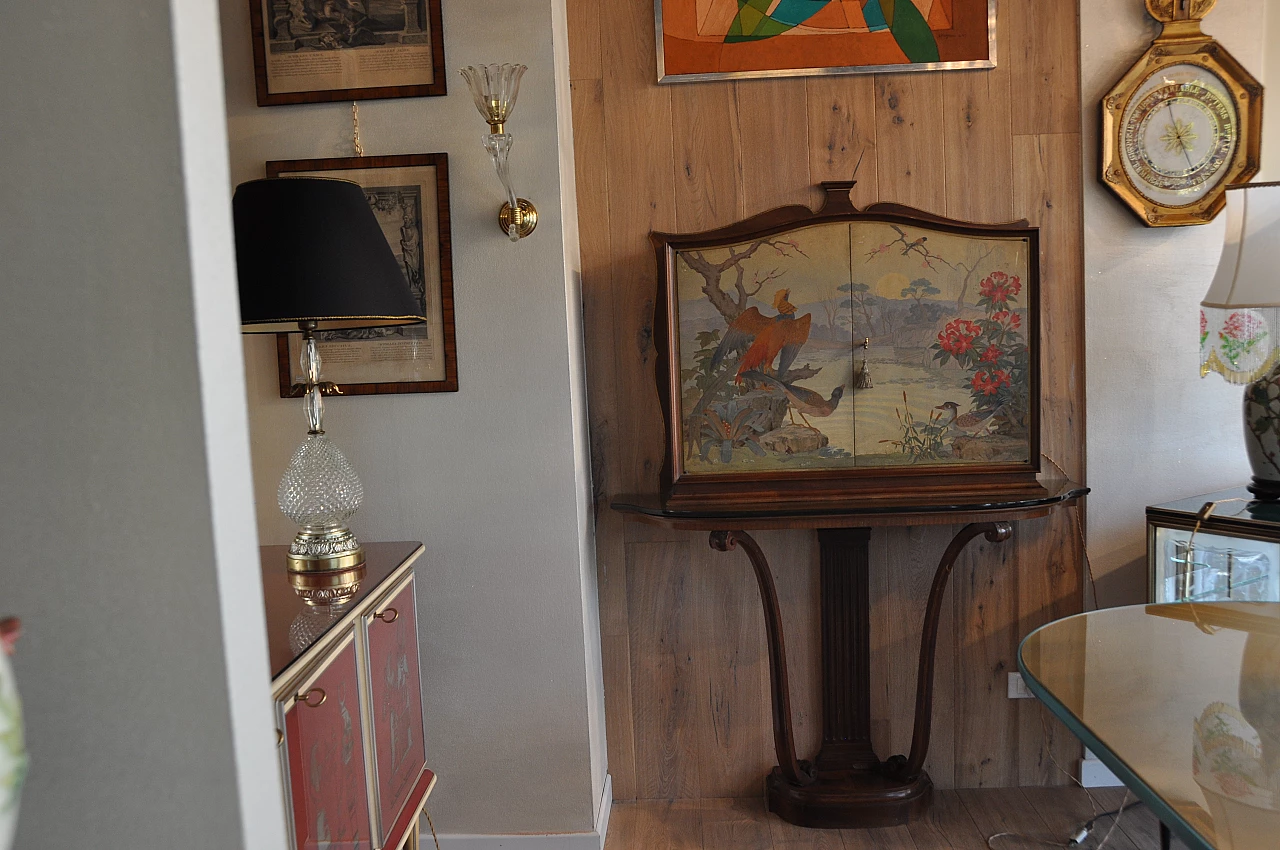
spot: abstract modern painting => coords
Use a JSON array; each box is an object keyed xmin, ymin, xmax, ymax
[
  {"xmin": 657, "ymin": 0, "xmax": 996, "ymax": 82},
  {"xmin": 653, "ymin": 184, "xmax": 1040, "ymax": 506}
]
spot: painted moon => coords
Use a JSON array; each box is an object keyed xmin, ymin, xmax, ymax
[{"xmin": 1119, "ymin": 62, "xmax": 1237, "ymax": 207}]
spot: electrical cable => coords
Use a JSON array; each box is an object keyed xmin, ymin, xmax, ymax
[{"xmin": 424, "ymin": 805, "xmax": 442, "ymax": 850}]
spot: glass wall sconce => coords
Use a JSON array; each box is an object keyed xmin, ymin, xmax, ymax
[{"xmin": 460, "ymin": 63, "xmax": 537, "ymax": 241}]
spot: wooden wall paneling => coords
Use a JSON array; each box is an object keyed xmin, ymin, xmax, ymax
[
  {"xmin": 570, "ymin": 72, "xmax": 641, "ymax": 800},
  {"xmin": 866, "ymin": 533, "xmax": 894, "ymax": 760},
  {"xmin": 1013, "ymin": 513, "xmax": 1081, "ymax": 786},
  {"xmin": 627, "ymin": 540, "xmax": 704, "ymax": 799},
  {"xmin": 689, "ymin": 537, "xmax": 771, "ymax": 797},
  {"xmin": 876, "ymin": 526, "xmax": 960, "ymax": 789},
  {"xmin": 940, "ymin": 0, "xmax": 1013, "ymax": 223},
  {"xmin": 953, "ymin": 536, "xmax": 1020, "ymax": 787},
  {"xmin": 872, "ymin": 74, "xmax": 946, "ymax": 214},
  {"xmin": 758, "ymin": 530, "xmax": 824, "ymax": 766},
  {"xmin": 1013, "ymin": 133, "xmax": 1086, "ymax": 477},
  {"xmin": 1007, "ymin": 0, "xmax": 1084, "ymax": 136},
  {"xmin": 670, "ymin": 81, "xmax": 746, "ymax": 229},
  {"xmin": 600, "ymin": 0, "xmax": 676, "ymax": 495},
  {"xmin": 734, "ymin": 78, "xmax": 815, "ymax": 211},
  {"xmin": 566, "ymin": 0, "xmax": 600, "ymax": 82},
  {"xmin": 805, "ymin": 76, "xmax": 879, "ymax": 208}
]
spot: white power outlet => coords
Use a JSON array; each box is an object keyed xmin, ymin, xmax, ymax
[{"xmin": 1007, "ymin": 672, "xmax": 1035, "ymax": 699}]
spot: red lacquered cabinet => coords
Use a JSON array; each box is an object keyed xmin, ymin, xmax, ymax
[{"xmin": 264, "ymin": 542, "xmax": 435, "ymax": 850}]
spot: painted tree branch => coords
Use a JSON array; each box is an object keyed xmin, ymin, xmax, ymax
[{"xmin": 683, "ymin": 238, "xmax": 808, "ymax": 321}]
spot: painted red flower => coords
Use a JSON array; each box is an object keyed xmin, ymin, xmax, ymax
[
  {"xmin": 980, "ymin": 344, "xmax": 1002, "ymax": 363},
  {"xmin": 979, "ymin": 271, "xmax": 1022, "ymax": 304},
  {"xmin": 1200, "ymin": 310, "xmax": 1208, "ymax": 337},
  {"xmin": 991, "ymin": 310, "xmax": 1022, "ymax": 331},
  {"xmin": 1222, "ymin": 310, "xmax": 1264, "ymax": 342},
  {"xmin": 937, "ymin": 319, "xmax": 982, "ymax": 356},
  {"xmin": 972, "ymin": 369, "xmax": 1012, "ymax": 396}
]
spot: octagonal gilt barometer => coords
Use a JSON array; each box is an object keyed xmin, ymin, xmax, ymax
[{"xmin": 1102, "ymin": 0, "xmax": 1263, "ymax": 226}]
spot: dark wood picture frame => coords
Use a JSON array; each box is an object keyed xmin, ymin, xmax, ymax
[
  {"xmin": 652, "ymin": 182, "xmax": 1042, "ymax": 508},
  {"xmin": 248, "ymin": 0, "xmax": 446, "ymax": 106},
  {"xmin": 267, "ymin": 153, "xmax": 458, "ymax": 397}
]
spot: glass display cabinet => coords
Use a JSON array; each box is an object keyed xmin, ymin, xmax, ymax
[{"xmin": 1147, "ymin": 488, "xmax": 1280, "ymax": 604}]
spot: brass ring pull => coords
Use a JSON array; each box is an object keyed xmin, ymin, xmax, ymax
[
  {"xmin": 298, "ymin": 688, "xmax": 326, "ymax": 708},
  {"xmin": 375, "ymin": 607, "xmax": 399, "ymax": 624}
]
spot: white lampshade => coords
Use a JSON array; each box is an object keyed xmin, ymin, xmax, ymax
[{"xmin": 1202, "ymin": 183, "xmax": 1280, "ymax": 383}]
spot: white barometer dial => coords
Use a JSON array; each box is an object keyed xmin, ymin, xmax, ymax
[{"xmin": 1119, "ymin": 63, "xmax": 1238, "ymax": 207}]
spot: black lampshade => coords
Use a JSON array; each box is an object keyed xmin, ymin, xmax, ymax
[{"xmin": 233, "ymin": 177, "xmax": 426, "ymax": 333}]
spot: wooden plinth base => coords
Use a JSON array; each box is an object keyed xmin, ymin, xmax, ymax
[{"xmin": 766, "ymin": 765, "xmax": 933, "ymax": 829}]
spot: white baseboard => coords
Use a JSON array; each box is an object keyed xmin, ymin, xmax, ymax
[
  {"xmin": 432, "ymin": 774, "xmax": 613, "ymax": 850},
  {"xmin": 1080, "ymin": 756, "xmax": 1123, "ymax": 788}
]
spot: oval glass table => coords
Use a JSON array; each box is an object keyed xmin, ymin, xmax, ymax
[{"xmin": 1019, "ymin": 602, "xmax": 1280, "ymax": 850}]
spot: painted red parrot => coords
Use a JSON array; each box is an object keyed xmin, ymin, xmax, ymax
[{"xmin": 711, "ymin": 288, "xmax": 813, "ymax": 383}]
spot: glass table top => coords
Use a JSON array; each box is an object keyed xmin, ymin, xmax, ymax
[{"xmin": 1020, "ymin": 603, "xmax": 1280, "ymax": 850}]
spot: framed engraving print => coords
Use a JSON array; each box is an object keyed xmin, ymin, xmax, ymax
[
  {"xmin": 653, "ymin": 182, "xmax": 1040, "ymax": 507},
  {"xmin": 656, "ymin": 0, "xmax": 996, "ymax": 83},
  {"xmin": 249, "ymin": 0, "xmax": 446, "ymax": 105},
  {"xmin": 266, "ymin": 153, "xmax": 458, "ymax": 396}
]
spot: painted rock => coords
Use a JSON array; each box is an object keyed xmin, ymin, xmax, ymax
[{"xmin": 0, "ymin": 619, "xmax": 25, "ymax": 850}]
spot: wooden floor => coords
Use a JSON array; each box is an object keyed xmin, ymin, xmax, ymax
[{"xmin": 604, "ymin": 788, "xmax": 1188, "ymax": 850}]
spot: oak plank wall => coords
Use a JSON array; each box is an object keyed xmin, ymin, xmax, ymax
[{"xmin": 568, "ymin": 0, "xmax": 1086, "ymax": 800}]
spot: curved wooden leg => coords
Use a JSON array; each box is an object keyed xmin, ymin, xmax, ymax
[
  {"xmin": 709, "ymin": 530, "xmax": 810, "ymax": 786},
  {"xmin": 885, "ymin": 521, "xmax": 1014, "ymax": 781}
]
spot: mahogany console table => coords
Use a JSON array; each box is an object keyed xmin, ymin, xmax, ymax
[{"xmin": 613, "ymin": 480, "xmax": 1088, "ymax": 829}]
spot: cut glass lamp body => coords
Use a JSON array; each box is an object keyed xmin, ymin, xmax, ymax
[{"xmin": 279, "ymin": 334, "xmax": 366, "ymax": 572}]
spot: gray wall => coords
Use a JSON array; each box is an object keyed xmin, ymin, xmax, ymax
[
  {"xmin": 0, "ymin": 0, "xmax": 285, "ymax": 846},
  {"xmin": 219, "ymin": 0, "xmax": 607, "ymax": 836},
  {"xmin": 1083, "ymin": 1, "xmax": 1264, "ymax": 606}
]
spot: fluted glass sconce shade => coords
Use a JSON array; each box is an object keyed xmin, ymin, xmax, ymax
[
  {"xmin": 460, "ymin": 63, "xmax": 537, "ymax": 241},
  {"xmin": 460, "ymin": 63, "xmax": 526, "ymax": 134},
  {"xmin": 233, "ymin": 177, "xmax": 425, "ymax": 572}
]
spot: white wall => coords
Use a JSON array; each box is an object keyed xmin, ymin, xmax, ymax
[
  {"xmin": 1082, "ymin": 2, "xmax": 1265, "ymax": 606},
  {"xmin": 1263, "ymin": 0, "xmax": 1280, "ymax": 180},
  {"xmin": 218, "ymin": 0, "xmax": 607, "ymax": 836},
  {"xmin": 0, "ymin": 0, "xmax": 285, "ymax": 846}
]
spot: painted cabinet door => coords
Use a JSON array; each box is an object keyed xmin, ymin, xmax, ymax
[
  {"xmin": 283, "ymin": 632, "xmax": 374, "ymax": 850},
  {"xmin": 364, "ymin": 575, "xmax": 427, "ymax": 845}
]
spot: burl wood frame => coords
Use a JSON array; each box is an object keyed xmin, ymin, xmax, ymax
[{"xmin": 652, "ymin": 182, "xmax": 1042, "ymax": 509}]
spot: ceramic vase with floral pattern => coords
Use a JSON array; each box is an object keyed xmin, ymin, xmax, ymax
[
  {"xmin": 1244, "ymin": 360, "xmax": 1280, "ymax": 499},
  {"xmin": 0, "ymin": 619, "xmax": 24, "ymax": 850}
]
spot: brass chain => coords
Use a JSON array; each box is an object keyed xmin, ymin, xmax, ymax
[{"xmin": 352, "ymin": 102, "xmax": 364, "ymax": 157}]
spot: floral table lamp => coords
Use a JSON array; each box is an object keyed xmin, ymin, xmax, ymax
[{"xmin": 1202, "ymin": 183, "xmax": 1280, "ymax": 499}]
